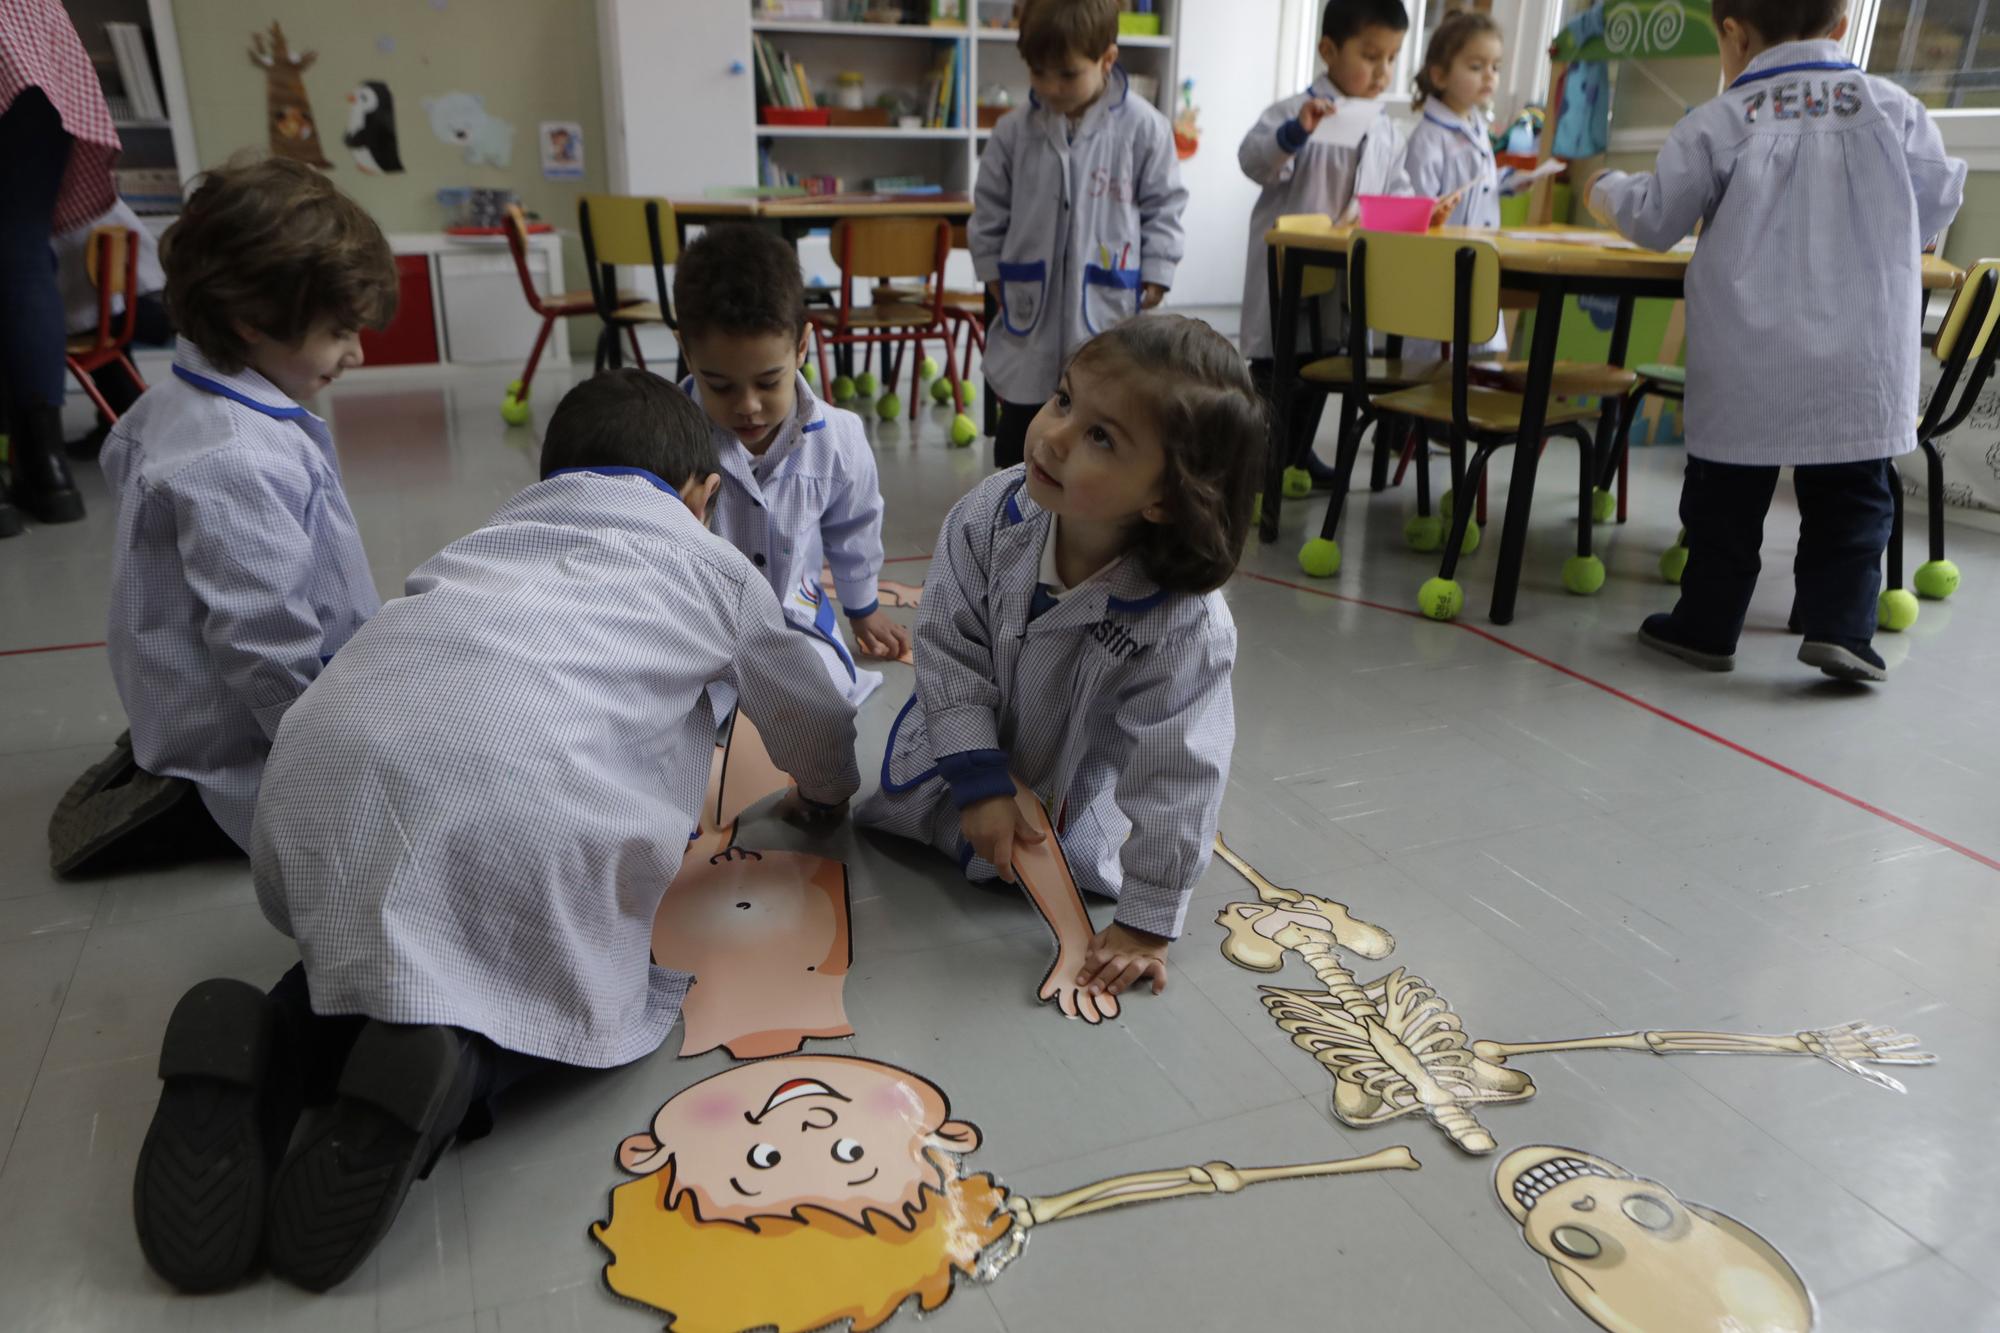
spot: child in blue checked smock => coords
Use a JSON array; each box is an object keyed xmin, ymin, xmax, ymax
[
  {"xmin": 1403, "ymin": 12, "xmax": 1508, "ymax": 359},
  {"xmin": 132, "ymin": 371, "xmax": 860, "ymax": 1296},
  {"xmin": 973, "ymin": 0, "xmax": 1188, "ymax": 471},
  {"xmin": 50, "ymin": 157, "xmax": 398, "ymax": 877},
  {"xmin": 860, "ymin": 315, "xmax": 1264, "ymax": 1011},
  {"xmin": 1586, "ymin": 0, "xmax": 1965, "ymax": 683},
  {"xmin": 674, "ymin": 224, "xmax": 908, "ymax": 707}
]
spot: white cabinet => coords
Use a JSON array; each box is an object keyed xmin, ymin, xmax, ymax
[{"xmin": 599, "ymin": 0, "xmax": 758, "ymax": 197}]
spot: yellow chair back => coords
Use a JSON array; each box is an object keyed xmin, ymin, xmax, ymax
[
  {"xmin": 1274, "ymin": 213, "xmax": 1338, "ymax": 300},
  {"xmin": 831, "ymin": 218, "xmax": 947, "ymax": 281},
  {"xmin": 1354, "ymin": 230, "xmax": 1501, "ymax": 346},
  {"xmin": 84, "ymin": 226, "xmax": 135, "ymax": 295},
  {"xmin": 1935, "ymin": 260, "xmax": 2000, "ymax": 366},
  {"xmin": 579, "ymin": 194, "xmax": 679, "ymax": 266}
]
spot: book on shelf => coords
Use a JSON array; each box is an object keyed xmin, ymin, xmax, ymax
[{"xmin": 103, "ymin": 21, "xmax": 165, "ymax": 121}]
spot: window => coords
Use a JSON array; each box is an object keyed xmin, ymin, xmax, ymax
[{"xmin": 1854, "ymin": 0, "xmax": 1999, "ymax": 110}]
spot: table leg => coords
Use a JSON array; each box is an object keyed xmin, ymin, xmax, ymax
[
  {"xmin": 1592, "ymin": 296, "xmax": 1635, "ymax": 488},
  {"xmin": 1259, "ymin": 245, "xmax": 1302, "ymax": 544},
  {"xmin": 1490, "ymin": 285, "xmax": 1565, "ymax": 624}
]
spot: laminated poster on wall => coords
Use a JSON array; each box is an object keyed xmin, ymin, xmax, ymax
[
  {"xmin": 424, "ymin": 91, "xmax": 514, "ymax": 168},
  {"xmin": 540, "ymin": 121, "xmax": 584, "ymax": 180},
  {"xmin": 248, "ymin": 23, "xmax": 330, "ymax": 168},
  {"xmin": 343, "ymin": 82, "xmax": 405, "ymax": 174}
]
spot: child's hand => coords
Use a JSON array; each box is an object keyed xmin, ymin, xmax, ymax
[
  {"xmin": 851, "ymin": 609, "xmax": 912, "ymax": 661},
  {"xmin": 1140, "ymin": 282, "xmax": 1166, "ymax": 310},
  {"xmin": 1296, "ymin": 97, "xmax": 1338, "ymax": 133},
  {"xmin": 775, "ymin": 787, "xmax": 847, "ymax": 831},
  {"xmin": 1429, "ymin": 189, "xmax": 1466, "ymax": 228},
  {"xmin": 961, "ymin": 794, "xmax": 1044, "ymax": 883},
  {"xmin": 1075, "ymin": 922, "xmax": 1170, "ymax": 998}
]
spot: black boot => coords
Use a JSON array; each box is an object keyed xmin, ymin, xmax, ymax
[
  {"xmin": 0, "ymin": 453, "xmax": 22, "ymax": 538},
  {"xmin": 11, "ymin": 404, "xmax": 85, "ymax": 524}
]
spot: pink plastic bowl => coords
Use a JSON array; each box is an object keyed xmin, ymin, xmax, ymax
[{"xmin": 1357, "ymin": 194, "xmax": 1435, "ymax": 233}]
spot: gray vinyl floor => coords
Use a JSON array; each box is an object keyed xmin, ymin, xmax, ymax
[{"xmin": 2, "ymin": 338, "xmax": 1996, "ymax": 1332}]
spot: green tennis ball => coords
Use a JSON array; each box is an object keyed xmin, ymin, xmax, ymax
[
  {"xmin": 1562, "ymin": 553, "xmax": 1607, "ymax": 595},
  {"xmin": 854, "ymin": 372, "xmax": 878, "ymax": 397},
  {"xmin": 950, "ymin": 414, "xmax": 978, "ymax": 447},
  {"xmin": 1281, "ymin": 466, "xmax": 1313, "ymax": 500},
  {"xmin": 1914, "ymin": 559, "xmax": 1960, "ymax": 600},
  {"xmin": 876, "ymin": 392, "xmax": 902, "ymax": 421},
  {"xmin": 1459, "ymin": 519, "xmax": 1481, "ymax": 556},
  {"xmin": 1591, "ymin": 487, "xmax": 1616, "ymax": 523},
  {"xmin": 506, "ymin": 379, "xmax": 524, "ymax": 395},
  {"xmin": 801, "ymin": 362, "xmax": 818, "ymax": 385},
  {"xmin": 958, "ymin": 380, "xmax": 977, "ymax": 405},
  {"xmin": 1251, "ymin": 494, "xmax": 1263, "ymax": 527},
  {"xmin": 1298, "ymin": 538, "xmax": 1341, "ymax": 578},
  {"xmin": 499, "ymin": 395, "xmax": 532, "ymax": 428},
  {"xmin": 1403, "ymin": 514, "xmax": 1444, "ymax": 552},
  {"xmin": 832, "ymin": 375, "xmax": 857, "ymax": 403},
  {"xmin": 1676, "ymin": 526, "xmax": 1688, "ymax": 544},
  {"xmin": 919, "ymin": 356, "xmax": 939, "ymax": 380},
  {"xmin": 1439, "ymin": 489, "xmax": 1456, "ymax": 523},
  {"xmin": 1417, "ymin": 577, "xmax": 1464, "ymax": 621},
  {"xmin": 1659, "ymin": 544, "xmax": 1689, "ymax": 585},
  {"xmin": 930, "ymin": 376, "xmax": 954, "ymax": 404},
  {"xmin": 1877, "ymin": 587, "xmax": 1919, "ymax": 631}
]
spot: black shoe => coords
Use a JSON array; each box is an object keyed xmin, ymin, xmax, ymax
[
  {"xmin": 1798, "ymin": 639, "xmax": 1887, "ymax": 682},
  {"xmin": 11, "ymin": 404, "xmax": 84, "ymax": 524},
  {"xmin": 0, "ymin": 474, "xmax": 20, "ymax": 539},
  {"xmin": 1638, "ymin": 613, "xmax": 1734, "ymax": 672},
  {"xmin": 65, "ymin": 420, "xmax": 112, "ymax": 460},
  {"xmin": 48, "ymin": 737, "xmax": 215, "ymax": 878},
  {"xmin": 1304, "ymin": 451, "xmax": 1342, "ymax": 491},
  {"xmin": 265, "ymin": 1022, "xmax": 480, "ymax": 1291},
  {"xmin": 134, "ymin": 979, "xmax": 296, "ymax": 1293}
]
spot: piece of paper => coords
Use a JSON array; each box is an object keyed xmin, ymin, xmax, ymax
[
  {"xmin": 1502, "ymin": 158, "xmax": 1567, "ymax": 191},
  {"xmin": 1499, "ymin": 227, "xmax": 1697, "ymax": 254},
  {"xmin": 539, "ymin": 120, "xmax": 583, "ymax": 180},
  {"xmin": 1308, "ymin": 97, "xmax": 1388, "ymax": 150},
  {"xmin": 1495, "ymin": 1146, "xmax": 1812, "ymax": 1333}
]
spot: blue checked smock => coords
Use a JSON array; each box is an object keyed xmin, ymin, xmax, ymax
[
  {"xmin": 695, "ymin": 373, "xmax": 883, "ymax": 705},
  {"xmin": 856, "ymin": 468, "xmax": 1235, "ymax": 939},
  {"xmin": 1590, "ymin": 40, "xmax": 1966, "ymax": 467},
  {"xmin": 1402, "ymin": 103, "xmax": 1508, "ymax": 360},
  {"xmin": 972, "ymin": 67, "xmax": 1189, "ymax": 405},
  {"xmin": 1238, "ymin": 76, "xmax": 1412, "ymax": 360},
  {"xmin": 251, "ymin": 469, "xmax": 861, "ymax": 1067},
  {"xmin": 99, "ymin": 339, "xmax": 379, "ymax": 850}
]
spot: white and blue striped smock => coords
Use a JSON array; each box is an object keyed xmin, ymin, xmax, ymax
[
  {"xmin": 694, "ymin": 372, "xmax": 883, "ymax": 706},
  {"xmin": 100, "ymin": 338, "xmax": 380, "ymax": 850},
  {"xmin": 856, "ymin": 468, "xmax": 1235, "ymax": 940},
  {"xmin": 251, "ymin": 469, "xmax": 860, "ymax": 1068},
  {"xmin": 1238, "ymin": 75, "xmax": 1412, "ymax": 360},
  {"xmin": 1402, "ymin": 101, "xmax": 1508, "ymax": 359},
  {"xmin": 1590, "ymin": 39, "xmax": 1966, "ymax": 467}
]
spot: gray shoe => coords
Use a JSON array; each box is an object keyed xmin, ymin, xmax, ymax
[{"xmin": 1798, "ymin": 640, "xmax": 1888, "ymax": 683}]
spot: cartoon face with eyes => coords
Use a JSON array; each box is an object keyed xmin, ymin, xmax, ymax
[
  {"xmin": 615, "ymin": 1055, "xmax": 983, "ymax": 1225},
  {"xmin": 1495, "ymin": 1146, "xmax": 1815, "ymax": 1333}
]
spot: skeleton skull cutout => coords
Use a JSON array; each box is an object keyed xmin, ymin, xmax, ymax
[{"xmin": 1494, "ymin": 1146, "xmax": 1814, "ymax": 1333}]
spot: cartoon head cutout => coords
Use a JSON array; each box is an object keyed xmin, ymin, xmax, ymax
[
  {"xmin": 593, "ymin": 1056, "xmax": 1012, "ymax": 1333},
  {"xmin": 1494, "ymin": 1146, "xmax": 1815, "ymax": 1333}
]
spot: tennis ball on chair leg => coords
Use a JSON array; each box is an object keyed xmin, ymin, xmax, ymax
[
  {"xmin": 1914, "ymin": 559, "xmax": 1959, "ymax": 600},
  {"xmin": 500, "ymin": 395, "xmax": 531, "ymax": 427},
  {"xmin": 1660, "ymin": 542, "xmax": 1689, "ymax": 584},
  {"xmin": 1417, "ymin": 577, "xmax": 1464, "ymax": 621},
  {"xmin": 1591, "ymin": 487, "xmax": 1616, "ymax": 523},
  {"xmin": 931, "ymin": 376, "xmax": 953, "ymax": 403},
  {"xmin": 1439, "ymin": 489, "xmax": 1455, "ymax": 523},
  {"xmin": 1459, "ymin": 519, "xmax": 1481, "ymax": 556},
  {"xmin": 876, "ymin": 392, "xmax": 902, "ymax": 421},
  {"xmin": 1404, "ymin": 514, "xmax": 1444, "ymax": 552},
  {"xmin": 1281, "ymin": 466, "xmax": 1313, "ymax": 500},
  {"xmin": 950, "ymin": 414, "xmax": 978, "ymax": 446},
  {"xmin": 802, "ymin": 363, "xmax": 818, "ymax": 386},
  {"xmin": 832, "ymin": 375, "xmax": 857, "ymax": 403},
  {"xmin": 855, "ymin": 371, "xmax": 878, "ymax": 397},
  {"xmin": 919, "ymin": 356, "xmax": 939, "ymax": 380},
  {"xmin": 1878, "ymin": 588, "xmax": 1919, "ymax": 631},
  {"xmin": 1562, "ymin": 553, "xmax": 1607, "ymax": 595},
  {"xmin": 1298, "ymin": 538, "xmax": 1341, "ymax": 578}
]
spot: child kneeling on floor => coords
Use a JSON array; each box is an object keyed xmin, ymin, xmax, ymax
[
  {"xmin": 133, "ymin": 370, "xmax": 860, "ymax": 1295},
  {"xmin": 1586, "ymin": 0, "xmax": 1965, "ymax": 682},
  {"xmin": 859, "ymin": 315, "xmax": 1263, "ymax": 1009}
]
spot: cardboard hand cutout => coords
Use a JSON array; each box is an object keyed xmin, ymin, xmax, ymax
[
  {"xmin": 1495, "ymin": 1146, "xmax": 1815, "ymax": 1333},
  {"xmin": 1008, "ymin": 781, "xmax": 1117, "ymax": 1024},
  {"xmin": 1213, "ymin": 833, "xmax": 1933, "ymax": 1155},
  {"xmin": 593, "ymin": 1055, "xmax": 1420, "ymax": 1333}
]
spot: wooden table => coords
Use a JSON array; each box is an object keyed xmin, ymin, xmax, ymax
[
  {"xmin": 1259, "ymin": 224, "xmax": 1964, "ymax": 624},
  {"xmin": 672, "ymin": 192, "xmax": 973, "ymax": 247}
]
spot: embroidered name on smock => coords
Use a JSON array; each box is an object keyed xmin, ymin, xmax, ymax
[
  {"xmin": 1744, "ymin": 81, "xmax": 1862, "ymax": 123},
  {"xmin": 1092, "ymin": 618, "xmax": 1148, "ymax": 660}
]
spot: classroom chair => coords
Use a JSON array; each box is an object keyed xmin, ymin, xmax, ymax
[
  {"xmin": 811, "ymin": 218, "xmax": 975, "ymax": 444},
  {"xmin": 1880, "ymin": 260, "xmax": 1998, "ymax": 628},
  {"xmin": 577, "ymin": 194, "xmax": 677, "ymax": 373},
  {"xmin": 63, "ymin": 225, "xmax": 147, "ymax": 426},
  {"xmin": 1301, "ymin": 231, "xmax": 1600, "ymax": 621},
  {"xmin": 499, "ymin": 204, "xmax": 645, "ymax": 425},
  {"xmin": 869, "ymin": 222, "xmax": 985, "ymax": 421}
]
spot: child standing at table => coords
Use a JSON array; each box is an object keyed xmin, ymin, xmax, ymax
[
  {"xmin": 1239, "ymin": 0, "xmax": 1415, "ymax": 485},
  {"xmin": 1586, "ymin": 0, "xmax": 1964, "ymax": 682},
  {"xmin": 973, "ymin": 0, "xmax": 1189, "ymax": 470},
  {"xmin": 859, "ymin": 315, "xmax": 1263, "ymax": 1011},
  {"xmin": 673, "ymin": 224, "xmax": 910, "ymax": 705},
  {"xmin": 1403, "ymin": 11, "xmax": 1508, "ymax": 359}
]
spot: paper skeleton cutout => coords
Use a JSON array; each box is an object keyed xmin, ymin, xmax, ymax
[
  {"xmin": 593, "ymin": 1054, "xmax": 1420, "ymax": 1333},
  {"xmin": 248, "ymin": 23, "xmax": 331, "ymax": 168},
  {"xmin": 1213, "ymin": 833, "xmax": 1935, "ymax": 1155},
  {"xmin": 820, "ymin": 567, "xmax": 921, "ymax": 664},
  {"xmin": 1495, "ymin": 1146, "xmax": 1815, "ymax": 1333},
  {"xmin": 652, "ymin": 712, "xmax": 854, "ymax": 1059}
]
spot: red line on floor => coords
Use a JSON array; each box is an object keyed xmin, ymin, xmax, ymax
[
  {"xmin": 1236, "ymin": 568, "xmax": 2000, "ymax": 875},
  {"xmin": 0, "ymin": 640, "xmax": 106, "ymax": 659}
]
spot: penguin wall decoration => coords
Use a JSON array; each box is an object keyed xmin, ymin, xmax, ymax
[{"xmin": 344, "ymin": 81, "xmax": 405, "ymax": 174}]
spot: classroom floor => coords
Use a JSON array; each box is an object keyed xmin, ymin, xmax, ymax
[{"xmin": 3, "ymin": 339, "xmax": 1998, "ymax": 1333}]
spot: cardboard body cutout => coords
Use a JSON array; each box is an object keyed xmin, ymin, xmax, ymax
[
  {"xmin": 653, "ymin": 712, "xmax": 854, "ymax": 1059},
  {"xmin": 823, "ymin": 568, "xmax": 920, "ymax": 664},
  {"xmin": 1214, "ymin": 834, "xmax": 1934, "ymax": 1154},
  {"xmin": 1008, "ymin": 782, "xmax": 1118, "ymax": 1024},
  {"xmin": 1495, "ymin": 1145, "xmax": 1815, "ymax": 1333},
  {"xmin": 593, "ymin": 1055, "xmax": 1420, "ymax": 1333}
]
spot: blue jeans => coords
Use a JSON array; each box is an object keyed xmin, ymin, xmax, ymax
[
  {"xmin": 1670, "ymin": 456, "xmax": 1896, "ymax": 654},
  {"xmin": 0, "ymin": 90, "xmax": 73, "ymax": 412}
]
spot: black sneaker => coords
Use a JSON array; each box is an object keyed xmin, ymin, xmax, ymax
[
  {"xmin": 1798, "ymin": 640, "xmax": 1887, "ymax": 683},
  {"xmin": 134, "ymin": 979, "xmax": 296, "ymax": 1292},
  {"xmin": 264, "ymin": 1021, "xmax": 481, "ymax": 1291},
  {"xmin": 1638, "ymin": 613, "xmax": 1735, "ymax": 672}
]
